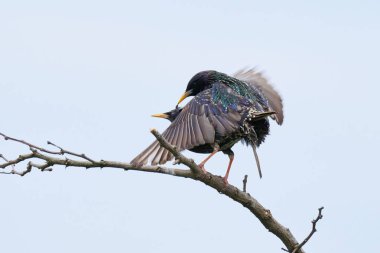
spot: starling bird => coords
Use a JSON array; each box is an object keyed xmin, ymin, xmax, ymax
[{"xmin": 131, "ymin": 69, "xmax": 283, "ymax": 182}]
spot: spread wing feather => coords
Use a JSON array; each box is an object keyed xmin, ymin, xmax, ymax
[
  {"xmin": 234, "ymin": 68, "xmax": 284, "ymax": 125},
  {"xmin": 130, "ymin": 86, "xmax": 244, "ymax": 166}
]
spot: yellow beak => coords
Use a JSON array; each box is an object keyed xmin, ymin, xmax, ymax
[
  {"xmin": 177, "ymin": 90, "xmax": 192, "ymax": 105},
  {"xmin": 151, "ymin": 113, "xmax": 169, "ymax": 119}
]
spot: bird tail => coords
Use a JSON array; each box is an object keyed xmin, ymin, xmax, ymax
[
  {"xmin": 234, "ymin": 68, "xmax": 284, "ymax": 125},
  {"xmin": 252, "ymin": 144, "xmax": 262, "ymax": 178},
  {"xmin": 130, "ymin": 140, "xmax": 174, "ymax": 167}
]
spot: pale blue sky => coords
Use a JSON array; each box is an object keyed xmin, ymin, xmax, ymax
[{"xmin": 1, "ymin": 1, "xmax": 379, "ymax": 252}]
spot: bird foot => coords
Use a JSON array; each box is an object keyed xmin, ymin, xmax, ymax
[
  {"xmin": 222, "ymin": 176, "xmax": 229, "ymax": 185},
  {"xmin": 198, "ymin": 163, "xmax": 207, "ymax": 173}
]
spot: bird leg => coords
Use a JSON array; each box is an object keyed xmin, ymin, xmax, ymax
[
  {"xmin": 198, "ymin": 146, "xmax": 219, "ymax": 173},
  {"xmin": 222, "ymin": 152, "xmax": 234, "ymax": 184}
]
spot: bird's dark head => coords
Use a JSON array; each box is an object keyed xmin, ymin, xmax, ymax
[
  {"xmin": 177, "ymin": 70, "xmax": 217, "ymax": 105},
  {"xmin": 151, "ymin": 106, "xmax": 183, "ymax": 122}
]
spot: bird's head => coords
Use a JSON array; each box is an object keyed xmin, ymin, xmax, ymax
[
  {"xmin": 151, "ymin": 106, "xmax": 183, "ymax": 122},
  {"xmin": 177, "ymin": 70, "xmax": 217, "ymax": 105}
]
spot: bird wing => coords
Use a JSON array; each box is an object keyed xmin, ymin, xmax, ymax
[
  {"xmin": 130, "ymin": 86, "xmax": 244, "ymax": 166},
  {"xmin": 233, "ymin": 68, "xmax": 284, "ymax": 125}
]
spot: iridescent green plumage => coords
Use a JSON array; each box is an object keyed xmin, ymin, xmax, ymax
[{"xmin": 209, "ymin": 71, "xmax": 269, "ymax": 111}]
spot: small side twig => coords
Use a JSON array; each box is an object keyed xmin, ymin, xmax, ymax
[
  {"xmin": 47, "ymin": 141, "xmax": 95, "ymax": 163},
  {"xmin": 0, "ymin": 132, "xmax": 61, "ymax": 155},
  {"xmin": 0, "ymin": 154, "xmax": 9, "ymax": 162},
  {"xmin": 243, "ymin": 175, "xmax": 248, "ymax": 192},
  {"xmin": 11, "ymin": 161, "xmax": 33, "ymax": 176},
  {"xmin": 287, "ymin": 207, "xmax": 324, "ymax": 253},
  {"xmin": 0, "ymin": 153, "xmax": 16, "ymax": 171}
]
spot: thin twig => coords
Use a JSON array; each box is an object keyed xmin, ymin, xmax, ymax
[
  {"xmin": 243, "ymin": 175, "xmax": 248, "ymax": 192},
  {"xmin": 0, "ymin": 154, "xmax": 9, "ymax": 162},
  {"xmin": 0, "ymin": 153, "xmax": 15, "ymax": 171},
  {"xmin": 0, "ymin": 132, "xmax": 61, "ymax": 155},
  {"xmin": 0, "ymin": 171, "xmax": 13, "ymax": 174},
  {"xmin": 11, "ymin": 161, "xmax": 33, "ymax": 176},
  {"xmin": 47, "ymin": 141, "xmax": 95, "ymax": 163},
  {"xmin": 291, "ymin": 207, "xmax": 324, "ymax": 253}
]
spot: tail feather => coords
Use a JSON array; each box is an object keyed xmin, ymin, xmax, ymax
[
  {"xmin": 151, "ymin": 144, "xmax": 166, "ymax": 165},
  {"xmin": 252, "ymin": 144, "xmax": 262, "ymax": 178},
  {"xmin": 234, "ymin": 68, "xmax": 284, "ymax": 125},
  {"xmin": 130, "ymin": 141, "xmax": 167, "ymax": 166}
]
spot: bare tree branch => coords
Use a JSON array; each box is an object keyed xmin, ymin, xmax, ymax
[{"xmin": 0, "ymin": 130, "xmax": 324, "ymax": 253}]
